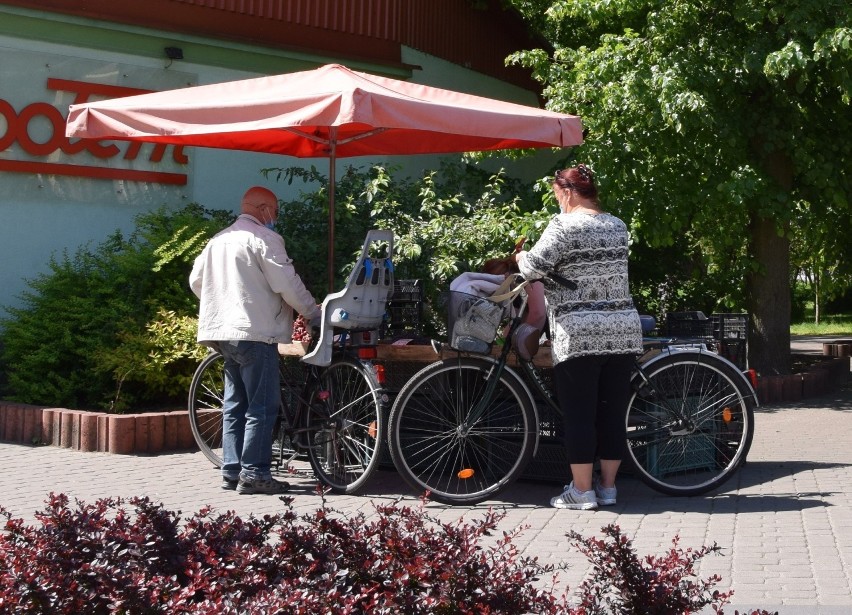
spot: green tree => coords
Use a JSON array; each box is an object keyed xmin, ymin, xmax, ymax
[{"xmin": 506, "ymin": 0, "xmax": 852, "ymax": 374}]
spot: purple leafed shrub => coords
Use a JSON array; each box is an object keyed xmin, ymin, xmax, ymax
[
  {"xmin": 568, "ymin": 524, "xmax": 776, "ymax": 615},
  {"xmin": 0, "ymin": 494, "xmax": 776, "ymax": 614},
  {"xmin": 0, "ymin": 493, "xmax": 567, "ymax": 613}
]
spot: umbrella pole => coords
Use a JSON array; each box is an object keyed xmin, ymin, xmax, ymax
[{"xmin": 327, "ymin": 135, "xmax": 336, "ymax": 293}]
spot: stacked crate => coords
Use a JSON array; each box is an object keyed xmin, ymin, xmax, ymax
[
  {"xmin": 382, "ymin": 279, "xmax": 425, "ymax": 339},
  {"xmin": 711, "ymin": 313, "xmax": 749, "ymax": 369},
  {"xmin": 664, "ymin": 311, "xmax": 749, "ymax": 369},
  {"xmin": 664, "ymin": 311, "xmax": 715, "ymax": 339}
]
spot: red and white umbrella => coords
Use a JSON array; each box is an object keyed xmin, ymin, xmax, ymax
[{"xmin": 66, "ymin": 63, "xmax": 583, "ymax": 289}]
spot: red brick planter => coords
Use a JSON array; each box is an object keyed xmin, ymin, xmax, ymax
[
  {"xmin": 823, "ymin": 340, "xmax": 852, "ymax": 357},
  {"xmin": 0, "ymin": 403, "xmax": 195, "ymax": 454},
  {"xmin": 754, "ymin": 356, "xmax": 849, "ymax": 404}
]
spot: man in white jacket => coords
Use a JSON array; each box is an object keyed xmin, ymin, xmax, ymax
[{"xmin": 190, "ymin": 186, "xmax": 320, "ymax": 495}]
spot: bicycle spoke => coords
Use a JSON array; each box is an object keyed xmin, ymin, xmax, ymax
[
  {"xmin": 389, "ymin": 358, "xmax": 536, "ymax": 505},
  {"xmin": 306, "ymin": 358, "xmax": 382, "ymax": 494},
  {"xmin": 625, "ymin": 352, "xmax": 754, "ymax": 496}
]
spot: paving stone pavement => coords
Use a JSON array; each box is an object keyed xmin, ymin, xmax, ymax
[{"xmin": 1, "ymin": 367, "xmax": 850, "ymax": 613}]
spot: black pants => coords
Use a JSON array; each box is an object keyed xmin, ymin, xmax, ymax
[{"xmin": 553, "ymin": 354, "xmax": 634, "ymax": 464}]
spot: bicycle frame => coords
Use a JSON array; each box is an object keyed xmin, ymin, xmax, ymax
[{"xmin": 279, "ymin": 332, "xmax": 385, "ymax": 453}]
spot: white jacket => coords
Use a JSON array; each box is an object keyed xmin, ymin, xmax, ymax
[{"xmin": 189, "ymin": 214, "xmax": 320, "ymax": 345}]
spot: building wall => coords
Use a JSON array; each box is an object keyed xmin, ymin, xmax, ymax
[
  {"xmin": 0, "ymin": 0, "xmax": 543, "ymax": 91},
  {"xmin": 0, "ymin": 5, "xmax": 555, "ymax": 313}
]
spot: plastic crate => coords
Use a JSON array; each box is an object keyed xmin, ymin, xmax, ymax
[
  {"xmin": 520, "ymin": 369, "xmax": 568, "ymax": 483},
  {"xmin": 521, "ymin": 441, "xmax": 569, "ymax": 483},
  {"xmin": 710, "ymin": 313, "xmax": 749, "ymax": 369},
  {"xmin": 665, "ymin": 311, "xmax": 714, "ymax": 338},
  {"xmin": 383, "ymin": 279, "xmax": 424, "ymax": 337},
  {"xmin": 717, "ymin": 339, "xmax": 747, "ymax": 369},
  {"xmin": 391, "ymin": 279, "xmax": 424, "ymax": 303},
  {"xmin": 647, "ymin": 434, "xmax": 716, "ymax": 476},
  {"xmin": 711, "ymin": 313, "xmax": 749, "ymax": 340},
  {"xmin": 385, "ymin": 304, "xmax": 424, "ymax": 334}
]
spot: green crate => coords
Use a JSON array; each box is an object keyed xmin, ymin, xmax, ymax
[{"xmin": 645, "ymin": 433, "xmax": 715, "ymax": 476}]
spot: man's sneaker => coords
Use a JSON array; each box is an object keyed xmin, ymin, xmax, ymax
[
  {"xmin": 550, "ymin": 482, "xmax": 598, "ymax": 510},
  {"xmin": 594, "ymin": 479, "xmax": 617, "ymax": 506},
  {"xmin": 236, "ymin": 476, "xmax": 290, "ymax": 495},
  {"xmin": 221, "ymin": 477, "xmax": 238, "ymax": 491}
]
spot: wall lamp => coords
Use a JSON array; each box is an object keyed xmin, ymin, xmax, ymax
[{"xmin": 164, "ymin": 46, "xmax": 183, "ymax": 68}]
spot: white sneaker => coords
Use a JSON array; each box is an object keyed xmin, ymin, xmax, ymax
[
  {"xmin": 550, "ymin": 482, "xmax": 598, "ymax": 510},
  {"xmin": 594, "ymin": 479, "xmax": 617, "ymax": 506}
]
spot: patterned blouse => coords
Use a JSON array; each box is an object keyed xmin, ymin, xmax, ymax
[{"xmin": 517, "ymin": 212, "xmax": 643, "ymax": 364}]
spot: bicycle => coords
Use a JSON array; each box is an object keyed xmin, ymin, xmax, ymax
[
  {"xmin": 387, "ymin": 274, "xmax": 758, "ymax": 505},
  {"xmin": 188, "ymin": 230, "xmax": 394, "ymax": 494}
]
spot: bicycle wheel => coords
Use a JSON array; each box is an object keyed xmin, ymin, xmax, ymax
[
  {"xmin": 305, "ymin": 356, "xmax": 383, "ymax": 494},
  {"xmin": 624, "ymin": 351, "xmax": 755, "ymax": 496},
  {"xmin": 188, "ymin": 351, "xmax": 296, "ymax": 468},
  {"xmin": 276, "ymin": 354, "xmax": 305, "ymax": 464},
  {"xmin": 187, "ymin": 351, "xmax": 226, "ymax": 466},
  {"xmin": 388, "ymin": 357, "xmax": 536, "ymax": 505}
]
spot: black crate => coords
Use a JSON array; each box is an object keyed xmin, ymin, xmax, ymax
[
  {"xmin": 381, "ymin": 360, "xmax": 428, "ymax": 394},
  {"xmin": 665, "ymin": 312, "xmax": 714, "ymax": 338},
  {"xmin": 711, "ymin": 313, "xmax": 749, "ymax": 340},
  {"xmin": 520, "ymin": 369, "xmax": 569, "ymax": 484},
  {"xmin": 717, "ymin": 339, "xmax": 748, "ymax": 369},
  {"xmin": 710, "ymin": 313, "xmax": 748, "ymax": 369},
  {"xmin": 521, "ymin": 441, "xmax": 570, "ymax": 484},
  {"xmin": 383, "ymin": 279, "xmax": 424, "ymax": 337},
  {"xmin": 385, "ymin": 304, "xmax": 424, "ymax": 336},
  {"xmin": 391, "ymin": 279, "xmax": 424, "ymax": 303}
]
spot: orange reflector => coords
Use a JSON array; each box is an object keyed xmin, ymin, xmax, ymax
[
  {"xmin": 368, "ymin": 421, "xmax": 377, "ymax": 439},
  {"xmin": 722, "ymin": 407, "xmax": 733, "ymax": 422},
  {"xmin": 457, "ymin": 468, "xmax": 475, "ymax": 479},
  {"xmin": 358, "ymin": 346, "xmax": 378, "ymax": 360},
  {"xmin": 373, "ymin": 363, "xmax": 386, "ymax": 385}
]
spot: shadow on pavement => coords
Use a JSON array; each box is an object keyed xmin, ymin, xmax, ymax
[{"xmin": 734, "ymin": 458, "xmax": 852, "ymax": 488}]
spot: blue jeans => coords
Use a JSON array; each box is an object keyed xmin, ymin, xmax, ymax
[{"xmin": 218, "ymin": 340, "xmax": 280, "ymax": 482}]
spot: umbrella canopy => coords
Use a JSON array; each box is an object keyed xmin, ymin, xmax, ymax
[{"xmin": 66, "ymin": 63, "xmax": 584, "ymax": 289}]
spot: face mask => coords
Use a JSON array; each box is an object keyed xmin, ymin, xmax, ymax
[{"xmin": 264, "ymin": 221, "xmax": 276, "ymax": 230}]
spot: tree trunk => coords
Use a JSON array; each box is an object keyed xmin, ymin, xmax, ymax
[{"xmin": 746, "ymin": 214, "xmax": 791, "ymax": 375}]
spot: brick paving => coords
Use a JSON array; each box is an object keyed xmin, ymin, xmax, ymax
[{"xmin": 1, "ymin": 354, "xmax": 850, "ymax": 612}]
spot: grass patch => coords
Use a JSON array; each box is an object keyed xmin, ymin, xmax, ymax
[{"xmin": 791, "ymin": 311, "xmax": 852, "ymax": 336}]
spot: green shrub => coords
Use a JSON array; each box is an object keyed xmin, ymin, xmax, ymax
[{"xmin": 0, "ymin": 204, "xmax": 232, "ymax": 411}]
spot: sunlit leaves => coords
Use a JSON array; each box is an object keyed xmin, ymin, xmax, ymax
[{"xmin": 505, "ymin": 0, "xmax": 851, "ymax": 322}]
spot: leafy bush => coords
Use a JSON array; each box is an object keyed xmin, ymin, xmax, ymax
[
  {"xmin": 0, "ymin": 494, "xmax": 775, "ymax": 614},
  {"xmin": 269, "ymin": 161, "xmax": 552, "ymax": 336},
  {"xmin": 0, "ymin": 204, "xmax": 232, "ymax": 411},
  {"xmin": 0, "ymin": 493, "xmax": 566, "ymax": 614}
]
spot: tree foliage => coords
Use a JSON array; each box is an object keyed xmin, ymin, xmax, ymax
[{"xmin": 505, "ymin": 0, "xmax": 851, "ymax": 373}]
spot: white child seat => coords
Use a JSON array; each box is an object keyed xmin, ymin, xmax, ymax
[{"xmin": 302, "ymin": 229, "xmax": 394, "ymax": 366}]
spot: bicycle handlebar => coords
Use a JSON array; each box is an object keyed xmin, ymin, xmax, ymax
[{"xmin": 545, "ymin": 272, "xmax": 578, "ymax": 291}]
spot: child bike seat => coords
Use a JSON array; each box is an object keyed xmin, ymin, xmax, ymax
[{"xmin": 302, "ymin": 229, "xmax": 394, "ymax": 366}]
